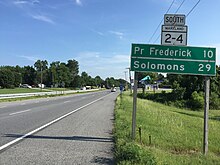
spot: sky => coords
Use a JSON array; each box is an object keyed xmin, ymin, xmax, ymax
[{"xmin": 0, "ymin": 0, "xmax": 220, "ymax": 79}]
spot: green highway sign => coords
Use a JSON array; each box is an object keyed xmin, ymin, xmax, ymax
[
  {"xmin": 131, "ymin": 58, "xmax": 216, "ymax": 76},
  {"xmin": 130, "ymin": 44, "xmax": 216, "ymax": 76}
]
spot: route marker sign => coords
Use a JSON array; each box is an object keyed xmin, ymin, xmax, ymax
[
  {"xmin": 161, "ymin": 25, "xmax": 187, "ymax": 45},
  {"xmin": 130, "ymin": 44, "xmax": 216, "ymax": 76},
  {"xmin": 162, "ymin": 14, "xmax": 187, "ymax": 46},
  {"xmin": 164, "ymin": 14, "xmax": 185, "ymax": 26}
]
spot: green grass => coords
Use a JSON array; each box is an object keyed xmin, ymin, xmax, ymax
[
  {"xmin": 114, "ymin": 92, "xmax": 220, "ymax": 164},
  {"xmin": 0, "ymin": 88, "xmax": 43, "ymax": 94}
]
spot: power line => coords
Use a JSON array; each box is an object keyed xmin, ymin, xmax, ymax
[
  {"xmin": 175, "ymin": 0, "xmax": 186, "ymax": 13},
  {"xmin": 153, "ymin": 0, "xmax": 202, "ymax": 43},
  {"xmin": 153, "ymin": 0, "xmax": 186, "ymax": 43},
  {"xmin": 148, "ymin": 0, "xmax": 175, "ymax": 43},
  {"xmin": 186, "ymin": 0, "xmax": 201, "ymax": 17}
]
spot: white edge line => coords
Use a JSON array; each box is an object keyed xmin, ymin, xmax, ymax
[
  {"xmin": 0, "ymin": 92, "xmax": 113, "ymax": 152},
  {"xmin": 9, "ymin": 109, "xmax": 31, "ymax": 116},
  {"xmin": 0, "ymin": 106, "xmax": 7, "ymax": 109}
]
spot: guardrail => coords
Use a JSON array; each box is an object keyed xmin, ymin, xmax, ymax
[{"xmin": 0, "ymin": 89, "xmax": 100, "ymax": 99}]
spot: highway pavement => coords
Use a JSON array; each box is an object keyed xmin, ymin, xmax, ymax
[{"xmin": 0, "ymin": 90, "xmax": 118, "ymax": 164}]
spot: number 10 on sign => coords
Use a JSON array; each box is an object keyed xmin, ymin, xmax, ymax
[{"xmin": 161, "ymin": 32, "xmax": 187, "ymax": 46}]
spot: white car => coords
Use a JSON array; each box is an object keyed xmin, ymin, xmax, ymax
[
  {"xmin": 111, "ymin": 87, "xmax": 116, "ymax": 92},
  {"xmin": 20, "ymin": 84, "xmax": 32, "ymax": 88}
]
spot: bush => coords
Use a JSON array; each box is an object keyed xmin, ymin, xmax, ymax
[
  {"xmin": 210, "ymin": 92, "xmax": 220, "ymax": 109},
  {"xmin": 115, "ymin": 141, "xmax": 156, "ymax": 165},
  {"xmin": 187, "ymin": 91, "xmax": 204, "ymax": 110},
  {"xmin": 171, "ymin": 87, "xmax": 186, "ymax": 101}
]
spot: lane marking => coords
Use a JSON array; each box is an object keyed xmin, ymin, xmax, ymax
[
  {"xmin": 9, "ymin": 109, "xmax": 31, "ymax": 116},
  {"xmin": 20, "ymin": 103, "xmax": 26, "ymax": 105},
  {"xmin": 0, "ymin": 92, "xmax": 113, "ymax": 152},
  {"xmin": 0, "ymin": 106, "xmax": 7, "ymax": 109},
  {"xmin": 64, "ymin": 101, "xmax": 71, "ymax": 103}
]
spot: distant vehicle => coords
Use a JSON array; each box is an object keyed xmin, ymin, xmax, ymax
[
  {"xmin": 38, "ymin": 84, "xmax": 45, "ymax": 88},
  {"xmin": 111, "ymin": 87, "xmax": 116, "ymax": 92},
  {"xmin": 20, "ymin": 84, "xmax": 32, "ymax": 89}
]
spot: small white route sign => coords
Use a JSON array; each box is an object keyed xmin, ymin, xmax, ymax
[
  {"xmin": 161, "ymin": 25, "xmax": 187, "ymax": 45},
  {"xmin": 161, "ymin": 14, "xmax": 187, "ymax": 46},
  {"xmin": 164, "ymin": 14, "xmax": 185, "ymax": 26}
]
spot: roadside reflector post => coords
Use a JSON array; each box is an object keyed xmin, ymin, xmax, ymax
[
  {"xmin": 138, "ymin": 126, "xmax": 142, "ymax": 144},
  {"xmin": 132, "ymin": 72, "xmax": 138, "ymax": 140},
  {"xmin": 203, "ymin": 76, "xmax": 210, "ymax": 155}
]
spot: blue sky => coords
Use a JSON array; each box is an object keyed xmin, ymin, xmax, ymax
[{"xmin": 1, "ymin": 0, "xmax": 220, "ymax": 79}]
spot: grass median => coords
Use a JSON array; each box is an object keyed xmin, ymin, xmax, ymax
[{"xmin": 114, "ymin": 92, "xmax": 220, "ymax": 164}]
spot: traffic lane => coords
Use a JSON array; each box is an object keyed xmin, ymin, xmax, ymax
[
  {"xmin": 0, "ymin": 90, "xmax": 111, "ymax": 145},
  {"xmin": 0, "ymin": 91, "xmax": 112, "ymax": 146},
  {"xmin": 0, "ymin": 90, "xmax": 117, "ymax": 164},
  {"xmin": 0, "ymin": 90, "xmax": 110, "ymax": 118}
]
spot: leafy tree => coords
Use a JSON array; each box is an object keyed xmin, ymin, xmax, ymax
[
  {"xmin": 34, "ymin": 60, "xmax": 48, "ymax": 85},
  {"xmin": 94, "ymin": 76, "xmax": 104, "ymax": 87},
  {"xmin": 80, "ymin": 72, "xmax": 89, "ymax": 86},
  {"xmin": 34, "ymin": 60, "xmax": 48, "ymax": 72},
  {"xmin": 23, "ymin": 66, "xmax": 36, "ymax": 85},
  {"xmin": 67, "ymin": 59, "xmax": 79, "ymax": 87},
  {"xmin": 49, "ymin": 61, "xmax": 60, "ymax": 87},
  {"xmin": 0, "ymin": 68, "xmax": 15, "ymax": 88},
  {"xmin": 57, "ymin": 63, "xmax": 71, "ymax": 87}
]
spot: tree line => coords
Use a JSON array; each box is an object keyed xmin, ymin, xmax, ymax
[
  {"xmin": 137, "ymin": 66, "xmax": 220, "ymax": 110},
  {"xmin": 0, "ymin": 59, "xmax": 127, "ymax": 89}
]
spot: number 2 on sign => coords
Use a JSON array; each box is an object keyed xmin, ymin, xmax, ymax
[{"xmin": 198, "ymin": 64, "xmax": 211, "ymax": 72}]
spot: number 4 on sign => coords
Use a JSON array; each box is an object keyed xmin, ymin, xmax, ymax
[{"xmin": 176, "ymin": 34, "xmax": 183, "ymax": 43}]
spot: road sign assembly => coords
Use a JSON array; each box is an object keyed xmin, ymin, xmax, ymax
[{"xmin": 161, "ymin": 14, "xmax": 187, "ymax": 46}]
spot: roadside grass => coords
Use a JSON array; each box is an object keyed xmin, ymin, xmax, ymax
[
  {"xmin": 0, "ymin": 88, "xmax": 43, "ymax": 94},
  {"xmin": 114, "ymin": 92, "xmax": 220, "ymax": 164},
  {"xmin": 0, "ymin": 94, "xmax": 66, "ymax": 102}
]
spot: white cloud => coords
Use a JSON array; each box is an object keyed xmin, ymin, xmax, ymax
[
  {"xmin": 13, "ymin": 0, "xmax": 40, "ymax": 6},
  {"xmin": 19, "ymin": 55, "xmax": 39, "ymax": 62},
  {"xmin": 13, "ymin": 0, "xmax": 28, "ymax": 5},
  {"xmin": 75, "ymin": 0, "xmax": 82, "ymax": 6},
  {"xmin": 31, "ymin": 14, "xmax": 55, "ymax": 24},
  {"xmin": 109, "ymin": 31, "xmax": 124, "ymax": 39},
  {"xmin": 75, "ymin": 51, "xmax": 130, "ymax": 79}
]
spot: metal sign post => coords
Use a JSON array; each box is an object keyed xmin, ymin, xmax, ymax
[
  {"xmin": 203, "ymin": 77, "xmax": 210, "ymax": 155},
  {"xmin": 132, "ymin": 72, "xmax": 138, "ymax": 140}
]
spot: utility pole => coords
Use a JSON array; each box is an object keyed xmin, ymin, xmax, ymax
[
  {"xmin": 41, "ymin": 61, "xmax": 43, "ymax": 91},
  {"xmin": 126, "ymin": 67, "xmax": 132, "ymax": 93},
  {"xmin": 124, "ymin": 71, "xmax": 128, "ymax": 90}
]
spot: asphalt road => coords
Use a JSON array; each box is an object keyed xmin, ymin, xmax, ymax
[{"xmin": 0, "ymin": 90, "xmax": 118, "ymax": 164}]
